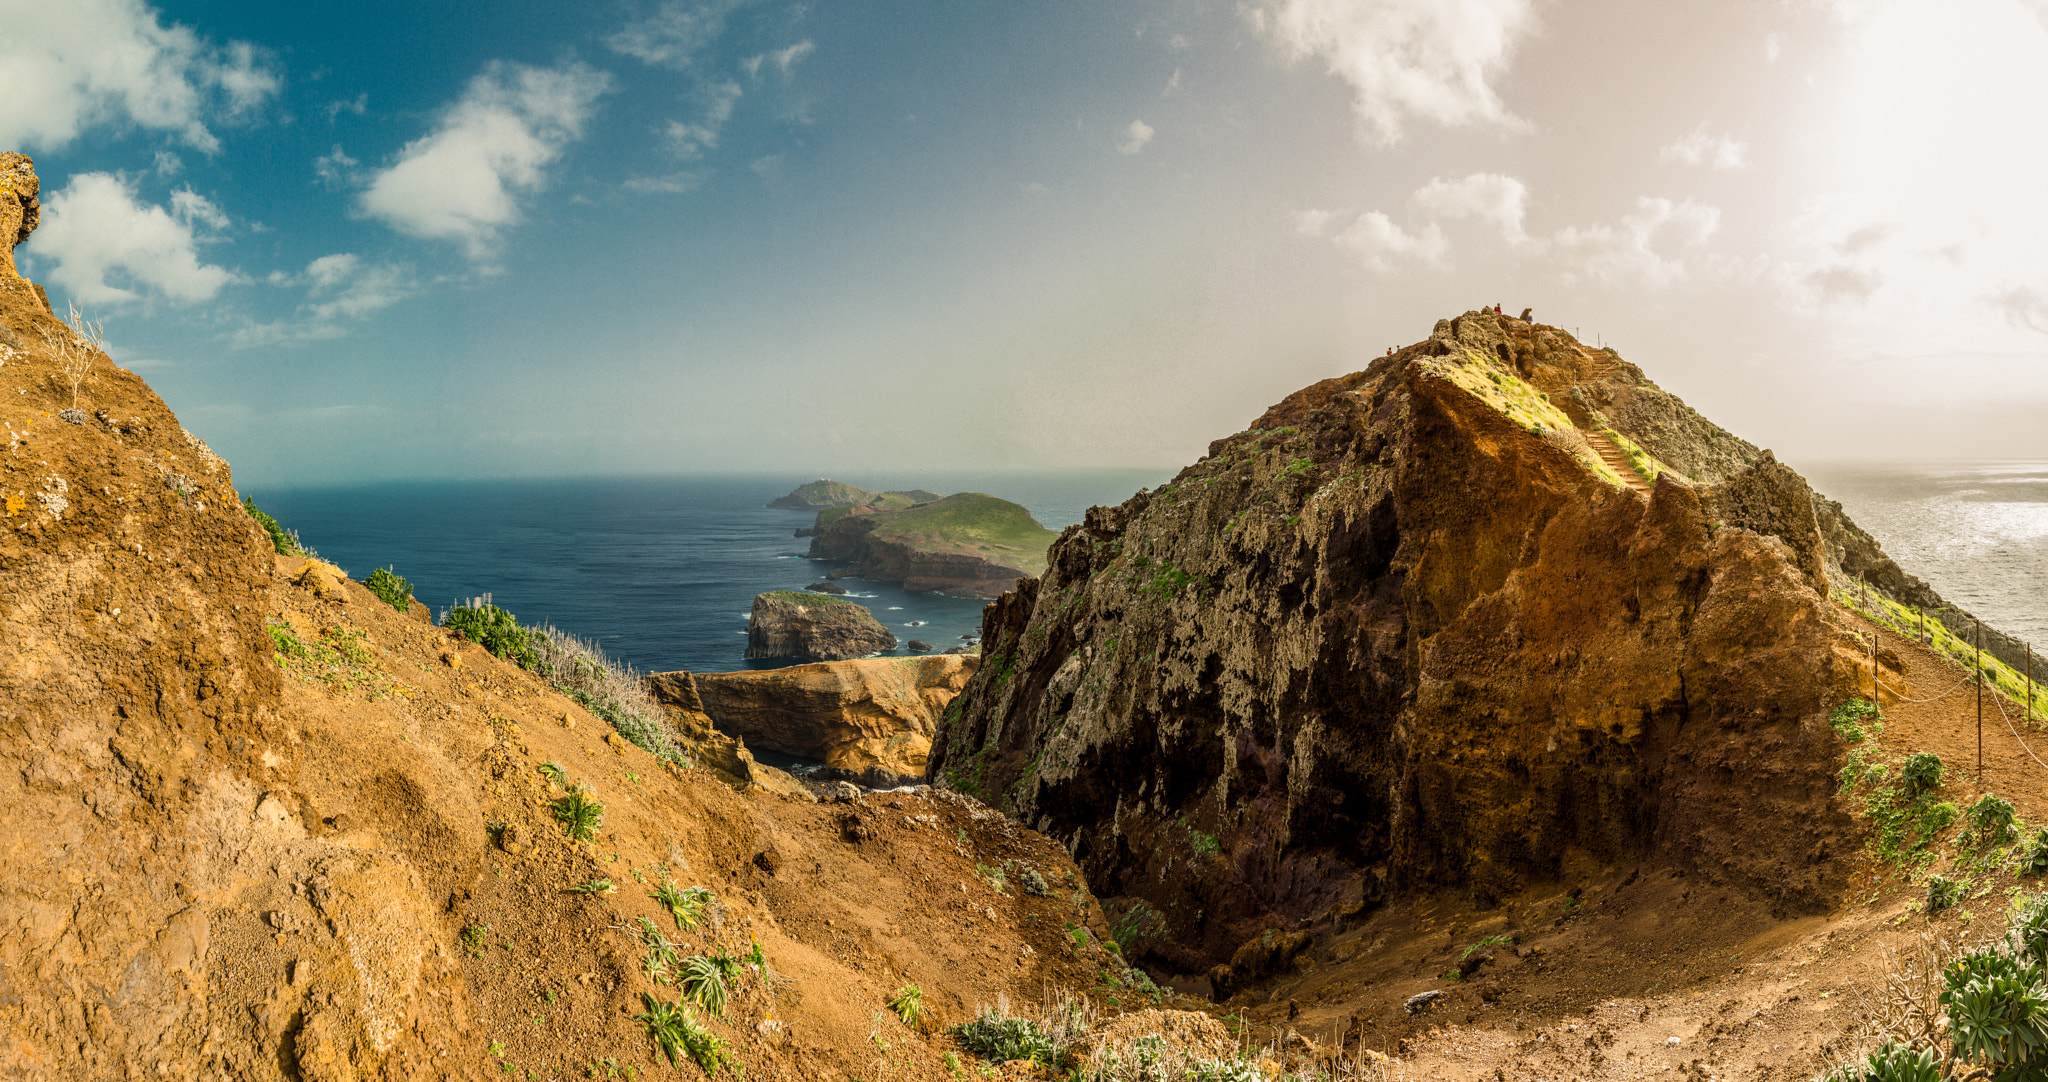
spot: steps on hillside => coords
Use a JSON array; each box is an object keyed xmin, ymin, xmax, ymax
[{"xmin": 1582, "ymin": 429, "xmax": 1653, "ymax": 494}]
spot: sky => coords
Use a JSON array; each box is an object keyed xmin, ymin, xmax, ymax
[{"xmin": 6, "ymin": 0, "xmax": 2048, "ymax": 486}]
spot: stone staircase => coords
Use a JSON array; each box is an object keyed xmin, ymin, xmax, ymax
[{"xmin": 1583, "ymin": 429, "xmax": 1652, "ymax": 494}]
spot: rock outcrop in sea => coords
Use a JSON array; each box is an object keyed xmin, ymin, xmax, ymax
[
  {"xmin": 929, "ymin": 310, "xmax": 1910, "ymax": 977},
  {"xmin": 744, "ymin": 589, "xmax": 897, "ymax": 660},
  {"xmin": 806, "ymin": 491, "xmax": 1057, "ymax": 597},
  {"xmin": 657, "ymin": 655, "xmax": 979, "ymax": 788},
  {"xmin": 768, "ymin": 478, "xmax": 941, "ymax": 509}
]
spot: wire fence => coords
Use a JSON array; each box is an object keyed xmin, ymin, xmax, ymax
[{"xmin": 1835, "ymin": 583, "xmax": 2046, "ymax": 727}]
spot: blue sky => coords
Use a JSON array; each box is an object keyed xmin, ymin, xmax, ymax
[{"xmin": 8, "ymin": 0, "xmax": 2048, "ymax": 485}]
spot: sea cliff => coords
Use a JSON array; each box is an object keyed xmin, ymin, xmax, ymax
[{"xmin": 929, "ymin": 310, "xmax": 1898, "ymax": 976}]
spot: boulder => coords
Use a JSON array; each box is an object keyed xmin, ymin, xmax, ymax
[
  {"xmin": 681, "ymin": 655, "xmax": 979, "ymax": 787},
  {"xmin": 744, "ymin": 591, "xmax": 896, "ymax": 662},
  {"xmin": 907, "ymin": 639, "xmax": 931, "ymax": 652}
]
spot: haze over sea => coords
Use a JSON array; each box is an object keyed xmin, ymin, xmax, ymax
[
  {"xmin": 1807, "ymin": 461, "xmax": 2048, "ymax": 648},
  {"xmin": 246, "ymin": 462, "xmax": 2048, "ymax": 684},
  {"xmin": 243, "ymin": 470, "xmax": 1173, "ymax": 677}
]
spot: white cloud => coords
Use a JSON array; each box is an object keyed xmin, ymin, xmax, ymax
[
  {"xmin": 233, "ymin": 253, "xmax": 413, "ymax": 347},
  {"xmin": 1304, "ymin": 175, "xmax": 1718, "ymax": 288},
  {"xmin": 1990, "ymin": 284, "xmax": 2048, "ymax": 333},
  {"xmin": 1660, "ymin": 127, "xmax": 1751, "ymax": 170},
  {"xmin": 609, "ymin": 0, "xmax": 757, "ymax": 69},
  {"xmin": 325, "ymin": 93, "xmax": 368, "ymax": 121},
  {"xmin": 1118, "ymin": 119, "xmax": 1156, "ymax": 155},
  {"xmin": 314, "ymin": 145, "xmax": 359, "ymax": 186},
  {"xmin": 771, "ymin": 40, "xmax": 815, "ymax": 75},
  {"xmin": 358, "ymin": 61, "xmax": 611, "ymax": 259},
  {"xmin": 0, "ymin": 0, "xmax": 279, "ymax": 152},
  {"xmin": 1333, "ymin": 212, "xmax": 1448, "ymax": 273},
  {"xmin": 1410, "ymin": 173, "xmax": 1528, "ymax": 242},
  {"xmin": 624, "ymin": 173, "xmax": 704, "ymax": 195},
  {"xmin": 1548, "ymin": 197, "xmax": 1720, "ymax": 290},
  {"xmin": 26, "ymin": 172, "xmax": 234, "ymax": 304},
  {"xmin": 1248, "ymin": 0, "xmax": 1537, "ymax": 144}
]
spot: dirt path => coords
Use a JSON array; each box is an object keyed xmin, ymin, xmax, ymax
[
  {"xmin": 1203, "ymin": 602, "xmax": 2048, "ymax": 1080},
  {"xmin": 1582, "ymin": 429, "xmax": 1652, "ymax": 493}
]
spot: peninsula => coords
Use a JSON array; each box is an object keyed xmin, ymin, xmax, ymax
[{"xmin": 806, "ymin": 491, "xmax": 1058, "ymax": 597}]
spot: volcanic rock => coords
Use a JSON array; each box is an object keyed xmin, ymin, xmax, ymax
[
  {"xmin": 745, "ymin": 591, "xmax": 897, "ymax": 661},
  {"xmin": 806, "ymin": 581, "xmax": 848, "ymax": 595},
  {"xmin": 677, "ymin": 655, "xmax": 980, "ymax": 787},
  {"xmin": 930, "ymin": 310, "xmax": 1891, "ymax": 975}
]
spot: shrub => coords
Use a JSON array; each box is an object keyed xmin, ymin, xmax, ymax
[
  {"xmin": 951, "ymin": 1009, "xmax": 1062, "ymax": 1069},
  {"xmin": 552, "ymin": 790, "xmax": 604, "ymax": 843},
  {"xmin": 243, "ymin": 497, "xmax": 301, "ymax": 556},
  {"xmin": 365, "ymin": 566, "xmax": 413, "ymax": 611},
  {"xmin": 650, "ymin": 880, "xmax": 712, "ymax": 930},
  {"xmin": 528, "ymin": 623, "xmax": 686, "ymax": 764},
  {"xmin": 678, "ymin": 954, "xmax": 733, "ymax": 1016},
  {"xmin": 635, "ymin": 994, "xmax": 734, "ymax": 1076},
  {"xmin": 443, "ymin": 598, "xmax": 538, "ymax": 668},
  {"xmin": 1830, "ymin": 698, "xmax": 1883, "ymax": 745},
  {"xmin": 1968, "ymin": 793, "xmax": 2020, "ymax": 847},
  {"xmin": 1815, "ymin": 1042, "xmax": 1943, "ymax": 1082},
  {"xmin": 2017, "ymin": 894, "xmax": 2048, "ymax": 966},
  {"xmin": 1927, "ymin": 875, "xmax": 1963, "ymax": 914},
  {"xmin": 1901, "ymin": 752, "xmax": 1943, "ymax": 797},
  {"xmin": 1018, "ymin": 867, "xmax": 1050, "ymax": 897},
  {"xmin": 2025, "ymin": 828, "xmax": 2048, "ymax": 878},
  {"xmin": 1941, "ymin": 950, "xmax": 2048, "ymax": 1068},
  {"xmin": 887, "ymin": 984, "xmax": 926, "ymax": 1029}
]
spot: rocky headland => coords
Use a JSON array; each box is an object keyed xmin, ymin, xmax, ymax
[
  {"xmin": 929, "ymin": 309, "xmax": 1988, "ymax": 984},
  {"xmin": 652, "ymin": 655, "xmax": 980, "ymax": 788},
  {"xmin": 806, "ymin": 491, "xmax": 1057, "ymax": 597},
  {"xmin": 744, "ymin": 589, "xmax": 897, "ymax": 660},
  {"xmin": 15, "ymin": 143, "xmax": 2048, "ymax": 1079},
  {"xmin": 768, "ymin": 478, "xmax": 941, "ymax": 510}
]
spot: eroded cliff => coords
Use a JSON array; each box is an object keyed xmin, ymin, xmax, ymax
[{"xmin": 929, "ymin": 310, "xmax": 1883, "ymax": 980}]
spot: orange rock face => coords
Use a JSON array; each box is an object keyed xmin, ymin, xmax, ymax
[{"xmin": 931, "ymin": 310, "xmax": 1874, "ymax": 975}]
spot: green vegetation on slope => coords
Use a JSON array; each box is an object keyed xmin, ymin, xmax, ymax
[
  {"xmin": 867, "ymin": 493, "xmax": 1058, "ymax": 572},
  {"xmin": 757, "ymin": 589, "xmax": 856, "ymax": 608},
  {"xmin": 1422, "ymin": 348, "xmax": 1631, "ymax": 490}
]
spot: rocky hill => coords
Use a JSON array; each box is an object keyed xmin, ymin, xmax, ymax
[
  {"xmin": 928, "ymin": 310, "xmax": 1952, "ymax": 980},
  {"xmin": 0, "ymin": 153, "xmax": 1150, "ymax": 1081},
  {"xmin": 807, "ymin": 492, "xmax": 1057, "ymax": 597},
  {"xmin": 744, "ymin": 590, "xmax": 897, "ymax": 661}
]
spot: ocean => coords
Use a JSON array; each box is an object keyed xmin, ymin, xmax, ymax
[
  {"xmin": 1806, "ymin": 461, "xmax": 2048, "ymax": 648},
  {"xmin": 241, "ymin": 470, "xmax": 1176, "ymax": 678},
  {"xmin": 244, "ymin": 462, "xmax": 2047, "ymax": 685}
]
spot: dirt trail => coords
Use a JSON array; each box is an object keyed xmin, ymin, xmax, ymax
[
  {"xmin": 1189, "ymin": 603, "xmax": 2048, "ymax": 1081},
  {"xmin": 1582, "ymin": 428, "xmax": 1652, "ymax": 494}
]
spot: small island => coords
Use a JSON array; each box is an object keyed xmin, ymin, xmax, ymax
[
  {"xmin": 806, "ymin": 491, "xmax": 1057, "ymax": 597},
  {"xmin": 767, "ymin": 479, "xmax": 942, "ymax": 510},
  {"xmin": 744, "ymin": 590, "xmax": 897, "ymax": 661}
]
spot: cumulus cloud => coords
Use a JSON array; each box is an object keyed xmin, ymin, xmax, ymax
[
  {"xmin": 1410, "ymin": 173, "xmax": 1528, "ymax": 242},
  {"xmin": 609, "ymin": 0, "xmax": 758, "ymax": 69},
  {"xmin": 27, "ymin": 172, "xmax": 234, "ymax": 304},
  {"xmin": 1248, "ymin": 0, "xmax": 1537, "ymax": 144},
  {"xmin": 358, "ymin": 61, "xmax": 611, "ymax": 259},
  {"xmin": 1660, "ymin": 127, "xmax": 1751, "ymax": 170},
  {"xmin": 1548, "ymin": 197, "xmax": 1720, "ymax": 290},
  {"xmin": 1118, "ymin": 119, "xmax": 1156, "ymax": 155},
  {"xmin": 1990, "ymin": 284, "xmax": 2048, "ymax": 334},
  {"xmin": 1303, "ymin": 174, "xmax": 1719, "ymax": 289},
  {"xmin": 233, "ymin": 253, "xmax": 414, "ymax": 348},
  {"xmin": 1332, "ymin": 212, "xmax": 1448, "ymax": 272},
  {"xmin": 0, "ymin": 0, "xmax": 279, "ymax": 152}
]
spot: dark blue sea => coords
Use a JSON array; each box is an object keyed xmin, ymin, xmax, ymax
[{"xmin": 241, "ymin": 470, "xmax": 1174, "ymax": 677}]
